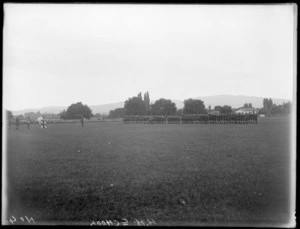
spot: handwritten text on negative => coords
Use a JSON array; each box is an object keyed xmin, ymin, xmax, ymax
[{"xmin": 91, "ymin": 218, "xmax": 156, "ymax": 226}]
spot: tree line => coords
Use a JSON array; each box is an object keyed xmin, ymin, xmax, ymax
[
  {"xmin": 5, "ymin": 94, "xmax": 292, "ymax": 121},
  {"xmin": 113, "ymin": 92, "xmax": 229, "ymax": 118},
  {"xmin": 121, "ymin": 92, "xmax": 208, "ymax": 117},
  {"xmin": 259, "ymin": 98, "xmax": 291, "ymax": 115},
  {"xmin": 109, "ymin": 93, "xmax": 292, "ymax": 118}
]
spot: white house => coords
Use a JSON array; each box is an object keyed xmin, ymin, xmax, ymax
[
  {"xmin": 234, "ymin": 107, "xmax": 257, "ymax": 114},
  {"xmin": 208, "ymin": 110, "xmax": 220, "ymax": 115}
]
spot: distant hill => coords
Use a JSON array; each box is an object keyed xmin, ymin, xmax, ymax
[
  {"xmin": 10, "ymin": 102, "xmax": 126, "ymax": 116},
  {"xmin": 90, "ymin": 102, "xmax": 125, "ymax": 114},
  {"xmin": 10, "ymin": 95, "xmax": 291, "ymax": 116},
  {"xmin": 11, "ymin": 106, "xmax": 66, "ymax": 116}
]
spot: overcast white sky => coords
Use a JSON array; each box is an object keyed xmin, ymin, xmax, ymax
[{"xmin": 3, "ymin": 4, "xmax": 296, "ymax": 110}]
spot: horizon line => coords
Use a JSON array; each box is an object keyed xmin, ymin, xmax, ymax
[{"xmin": 5, "ymin": 94, "xmax": 293, "ymax": 112}]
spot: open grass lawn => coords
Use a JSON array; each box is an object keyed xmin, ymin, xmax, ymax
[{"xmin": 5, "ymin": 117, "xmax": 292, "ymax": 226}]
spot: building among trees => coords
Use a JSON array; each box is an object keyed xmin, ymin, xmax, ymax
[
  {"xmin": 208, "ymin": 110, "xmax": 220, "ymax": 115},
  {"xmin": 235, "ymin": 107, "xmax": 258, "ymax": 114}
]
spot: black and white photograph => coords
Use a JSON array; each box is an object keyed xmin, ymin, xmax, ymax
[{"xmin": 2, "ymin": 3, "xmax": 297, "ymax": 226}]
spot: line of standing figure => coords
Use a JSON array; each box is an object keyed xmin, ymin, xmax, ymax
[
  {"xmin": 123, "ymin": 114, "xmax": 258, "ymax": 124},
  {"xmin": 182, "ymin": 114, "xmax": 258, "ymax": 124},
  {"xmin": 8, "ymin": 117, "xmax": 35, "ymax": 130}
]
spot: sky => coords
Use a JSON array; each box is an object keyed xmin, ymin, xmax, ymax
[{"xmin": 3, "ymin": 4, "xmax": 296, "ymax": 110}]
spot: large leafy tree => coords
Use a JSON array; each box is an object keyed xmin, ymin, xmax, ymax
[
  {"xmin": 143, "ymin": 91, "xmax": 151, "ymax": 115},
  {"xmin": 65, "ymin": 102, "xmax": 93, "ymax": 119},
  {"xmin": 109, "ymin": 108, "xmax": 126, "ymax": 118},
  {"xmin": 151, "ymin": 98, "xmax": 177, "ymax": 116},
  {"xmin": 269, "ymin": 102, "xmax": 291, "ymax": 115},
  {"xmin": 124, "ymin": 96, "xmax": 146, "ymax": 115},
  {"xmin": 220, "ymin": 105, "xmax": 232, "ymax": 114},
  {"xmin": 138, "ymin": 92, "xmax": 142, "ymax": 100},
  {"xmin": 59, "ymin": 110, "xmax": 67, "ymax": 120},
  {"xmin": 282, "ymin": 102, "xmax": 291, "ymax": 114},
  {"xmin": 176, "ymin": 108, "xmax": 183, "ymax": 116},
  {"xmin": 214, "ymin": 105, "xmax": 232, "ymax": 114},
  {"xmin": 6, "ymin": 110, "xmax": 14, "ymax": 127},
  {"xmin": 6, "ymin": 110, "xmax": 13, "ymax": 120},
  {"xmin": 184, "ymin": 99, "xmax": 206, "ymax": 114},
  {"xmin": 263, "ymin": 98, "xmax": 273, "ymax": 115},
  {"xmin": 16, "ymin": 114, "xmax": 24, "ymax": 120},
  {"xmin": 214, "ymin": 105, "xmax": 222, "ymax": 112}
]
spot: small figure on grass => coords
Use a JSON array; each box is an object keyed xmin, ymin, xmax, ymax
[
  {"xmin": 37, "ymin": 116, "xmax": 47, "ymax": 129},
  {"xmin": 81, "ymin": 115, "xmax": 84, "ymax": 128},
  {"xmin": 41, "ymin": 119, "xmax": 47, "ymax": 129},
  {"xmin": 15, "ymin": 117, "xmax": 20, "ymax": 130},
  {"xmin": 26, "ymin": 117, "xmax": 31, "ymax": 129}
]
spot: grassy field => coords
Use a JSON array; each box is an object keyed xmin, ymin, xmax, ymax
[{"xmin": 4, "ymin": 117, "xmax": 293, "ymax": 226}]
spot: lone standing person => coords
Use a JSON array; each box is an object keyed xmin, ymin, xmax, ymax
[
  {"xmin": 41, "ymin": 119, "xmax": 47, "ymax": 129},
  {"xmin": 15, "ymin": 117, "xmax": 20, "ymax": 130},
  {"xmin": 26, "ymin": 117, "xmax": 31, "ymax": 129},
  {"xmin": 38, "ymin": 116, "xmax": 47, "ymax": 129},
  {"xmin": 81, "ymin": 116, "xmax": 84, "ymax": 128}
]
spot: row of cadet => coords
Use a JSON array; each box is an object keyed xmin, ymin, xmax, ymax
[{"xmin": 123, "ymin": 114, "xmax": 258, "ymax": 124}]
